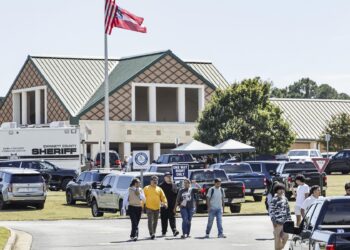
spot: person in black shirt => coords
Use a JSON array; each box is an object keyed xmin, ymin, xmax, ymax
[{"xmin": 159, "ymin": 172, "xmax": 179, "ymax": 237}]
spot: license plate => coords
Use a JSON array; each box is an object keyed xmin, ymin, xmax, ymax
[{"xmin": 18, "ymin": 188, "xmax": 35, "ymax": 192}]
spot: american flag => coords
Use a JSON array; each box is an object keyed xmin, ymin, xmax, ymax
[{"xmin": 105, "ymin": 0, "xmax": 146, "ymax": 35}]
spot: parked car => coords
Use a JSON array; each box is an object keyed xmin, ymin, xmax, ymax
[
  {"xmin": 210, "ymin": 162, "xmax": 266, "ymax": 202},
  {"xmin": 65, "ymin": 170, "xmax": 111, "ymax": 206},
  {"xmin": 273, "ymin": 161, "xmax": 327, "ymax": 200},
  {"xmin": 284, "ymin": 196, "xmax": 350, "ymax": 250},
  {"xmin": 287, "ymin": 149, "xmax": 322, "ymax": 161},
  {"xmin": 321, "ymin": 152, "xmax": 337, "ymax": 159},
  {"xmin": 325, "ymin": 149, "xmax": 350, "ymax": 174},
  {"xmin": 90, "ymin": 172, "xmax": 164, "ymax": 217},
  {"xmin": 0, "ymin": 159, "xmax": 78, "ymax": 191},
  {"xmin": 246, "ymin": 161, "xmax": 282, "ymax": 184},
  {"xmin": 94, "ymin": 151, "xmax": 122, "ymax": 169},
  {"xmin": 0, "ymin": 168, "xmax": 47, "ymax": 209},
  {"xmin": 188, "ymin": 169, "xmax": 245, "ymax": 213}
]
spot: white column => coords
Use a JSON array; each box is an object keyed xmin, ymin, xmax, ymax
[
  {"xmin": 149, "ymin": 86, "xmax": 156, "ymax": 122},
  {"xmin": 153, "ymin": 143, "xmax": 161, "ymax": 161},
  {"xmin": 178, "ymin": 86, "xmax": 185, "ymax": 122},
  {"xmin": 12, "ymin": 93, "xmax": 21, "ymax": 125},
  {"xmin": 123, "ymin": 142, "xmax": 131, "ymax": 158},
  {"xmin": 21, "ymin": 91, "xmax": 27, "ymax": 125},
  {"xmin": 35, "ymin": 89, "xmax": 41, "ymax": 124},
  {"xmin": 198, "ymin": 87, "xmax": 205, "ymax": 112}
]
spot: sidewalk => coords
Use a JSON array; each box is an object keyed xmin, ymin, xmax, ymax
[{"xmin": 4, "ymin": 228, "xmax": 32, "ymax": 250}]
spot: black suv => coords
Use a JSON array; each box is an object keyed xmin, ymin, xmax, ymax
[
  {"xmin": 65, "ymin": 170, "xmax": 109, "ymax": 206},
  {"xmin": 325, "ymin": 150, "xmax": 350, "ymax": 174},
  {"xmin": 0, "ymin": 160, "xmax": 78, "ymax": 191}
]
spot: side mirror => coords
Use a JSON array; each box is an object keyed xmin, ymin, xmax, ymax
[{"xmin": 283, "ymin": 220, "xmax": 301, "ymax": 235}]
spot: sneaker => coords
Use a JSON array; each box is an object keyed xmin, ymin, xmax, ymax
[
  {"xmin": 133, "ymin": 237, "xmax": 138, "ymax": 241},
  {"xmin": 181, "ymin": 235, "xmax": 186, "ymax": 239},
  {"xmin": 218, "ymin": 234, "xmax": 227, "ymax": 238},
  {"xmin": 151, "ymin": 234, "xmax": 155, "ymax": 240},
  {"xmin": 204, "ymin": 234, "xmax": 209, "ymax": 239},
  {"xmin": 173, "ymin": 231, "xmax": 179, "ymax": 237},
  {"xmin": 186, "ymin": 235, "xmax": 191, "ymax": 238}
]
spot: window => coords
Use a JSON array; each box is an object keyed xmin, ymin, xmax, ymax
[
  {"xmin": 335, "ymin": 152, "xmax": 345, "ymax": 159},
  {"xmin": 156, "ymin": 87, "xmax": 178, "ymax": 122},
  {"xmin": 22, "ymin": 161, "xmax": 41, "ymax": 170},
  {"xmin": 11, "ymin": 174, "xmax": 43, "ymax": 183},
  {"xmin": 304, "ymin": 204, "xmax": 317, "ymax": 229},
  {"xmin": 116, "ymin": 176, "xmax": 132, "ymax": 189},
  {"xmin": 190, "ymin": 170, "xmax": 228, "ymax": 182},
  {"xmin": 221, "ymin": 164, "xmax": 252, "ymax": 174},
  {"xmin": 250, "ymin": 163, "xmax": 261, "ymax": 172},
  {"xmin": 310, "ymin": 151, "xmax": 318, "ymax": 157},
  {"xmin": 109, "ymin": 176, "xmax": 117, "ymax": 187},
  {"xmin": 169, "ymin": 155, "xmax": 193, "ymax": 163},
  {"xmin": 0, "ymin": 162, "xmax": 21, "ymax": 168},
  {"xmin": 101, "ymin": 176, "xmax": 111, "ymax": 187},
  {"xmin": 265, "ymin": 163, "xmax": 280, "ymax": 174},
  {"xmin": 322, "ymin": 201, "xmax": 350, "ymax": 225},
  {"xmin": 283, "ymin": 162, "xmax": 317, "ymax": 173},
  {"xmin": 78, "ymin": 173, "xmax": 86, "ymax": 182},
  {"xmin": 135, "ymin": 87, "xmax": 149, "ymax": 121},
  {"xmin": 84, "ymin": 172, "xmax": 92, "ymax": 182},
  {"xmin": 40, "ymin": 162, "xmax": 56, "ymax": 171},
  {"xmin": 309, "ymin": 204, "xmax": 322, "ymax": 229},
  {"xmin": 155, "ymin": 167, "xmax": 172, "ymax": 174},
  {"xmin": 92, "ymin": 173, "xmax": 108, "ymax": 182},
  {"xmin": 185, "ymin": 88, "xmax": 199, "ymax": 122},
  {"xmin": 288, "ymin": 151, "xmax": 309, "ymax": 157}
]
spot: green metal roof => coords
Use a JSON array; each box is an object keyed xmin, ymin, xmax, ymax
[{"xmin": 271, "ymin": 98, "xmax": 350, "ymax": 140}]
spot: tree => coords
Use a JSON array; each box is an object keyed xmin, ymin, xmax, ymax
[
  {"xmin": 315, "ymin": 84, "xmax": 339, "ymax": 99},
  {"xmin": 287, "ymin": 78, "xmax": 318, "ymax": 98},
  {"xmin": 195, "ymin": 78, "xmax": 295, "ymax": 155},
  {"xmin": 320, "ymin": 113, "xmax": 350, "ymax": 151}
]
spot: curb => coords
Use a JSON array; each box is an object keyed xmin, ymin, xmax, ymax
[{"xmin": 4, "ymin": 228, "xmax": 16, "ymax": 250}]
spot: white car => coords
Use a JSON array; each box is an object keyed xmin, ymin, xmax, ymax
[{"xmin": 287, "ymin": 149, "xmax": 322, "ymax": 161}]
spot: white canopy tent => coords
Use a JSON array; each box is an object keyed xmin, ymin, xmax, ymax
[
  {"xmin": 214, "ymin": 139, "xmax": 255, "ymax": 153},
  {"xmin": 171, "ymin": 140, "xmax": 219, "ymax": 154}
]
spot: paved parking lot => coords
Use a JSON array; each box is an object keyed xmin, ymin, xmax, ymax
[{"xmin": 0, "ymin": 216, "xmax": 290, "ymax": 250}]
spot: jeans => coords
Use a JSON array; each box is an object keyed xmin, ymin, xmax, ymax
[
  {"xmin": 205, "ymin": 208, "xmax": 223, "ymax": 236},
  {"xmin": 128, "ymin": 205, "xmax": 142, "ymax": 238},
  {"xmin": 161, "ymin": 207, "xmax": 177, "ymax": 234},
  {"xmin": 146, "ymin": 208, "xmax": 159, "ymax": 236},
  {"xmin": 180, "ymin": 207, "xmax": 194, "ymax": 236}
]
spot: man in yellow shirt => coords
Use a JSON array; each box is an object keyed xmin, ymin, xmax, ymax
[{"xmin": 144, "ymin": 175, "xmax": 168, "ymax": 239}]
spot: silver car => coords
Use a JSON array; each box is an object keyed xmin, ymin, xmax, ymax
[
  {"xmin": 0, "ymin": 168, "xmax": 47, "ymax": 209},
  {"xmin": 90, "ymin": 172, "xmax": 164, "ymax": 217}
]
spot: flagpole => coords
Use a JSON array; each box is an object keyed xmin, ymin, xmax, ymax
[{"xmin": 104, "ymin": 13, "xmax": 110, "ymax": 170}]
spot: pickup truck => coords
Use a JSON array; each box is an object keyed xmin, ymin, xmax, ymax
[
  {"xmin": 149, "ymin": 154, "xmax": 206, "ymax": 171},
  {"xmin": 273, "ymin": 161, "xmax": 327, "ymax": 200},
  {"xmin": 188, "ymin": 169, "xmax": 245, "ymax": 213},
  {"xmin": 284, "ymin": 196, "xmax": 350, "ymax": 250},
  {"xmin": 210, "ymin": 162, "xmax": 266, "ymax": 202}
]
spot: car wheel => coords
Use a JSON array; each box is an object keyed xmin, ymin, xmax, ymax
[
  {"xmin": 0, "ymin": 195, "xmax": 6, "ymax": 210},
  {"xmin": 230, "ymin": 204, "xmax": 241, "ymax": 213},
  {"xmin": 66, "ymin": 190, "xmax": 76, "ymax": 205},
  {"xmin": 61, "ymin": 179, "xmax": 71, "ymax": 191},
  {"xmin": 35, "ymin": 202, "xmax": 45, "ymax": 210},
  {"xmin": 253, "ymin": 195, "xmax": 263, "ymax": 202},
  {"xmin": 342, "ymin": 170, "xmax": 350, "ymax": 174},
  {"xmin": 91, "ymin": 199, "xmax": 103, "ymax": 217}
]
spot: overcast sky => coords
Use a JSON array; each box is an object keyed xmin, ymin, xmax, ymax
[{"xmin": 1, "ymin": 0, "xmax": 350, "ymax": 96}]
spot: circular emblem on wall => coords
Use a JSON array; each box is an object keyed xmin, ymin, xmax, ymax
[{"xmin": 134, "ymin": 152, "xmax": 148, "ymax": 166}]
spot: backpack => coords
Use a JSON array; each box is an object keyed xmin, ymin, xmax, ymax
[{"xmin": 209, "ymin": 187, "xmax": 224, "ymax": 201}]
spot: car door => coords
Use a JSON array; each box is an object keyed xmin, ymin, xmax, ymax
[
  {"xmin": 303, "ymin": 204, "xmax": 322, "ymax": 250},
  {"xmin": 115, "ymin": 176, "xmax": 132, "ymax": 209},
  {"xmin": 81, "ymin": 172, "xmax": 92, "ymax": 199},
  {"xmin": 74, "ymin": 172, "xmax": 86, "ymax": 199},
  {"xmin": 104, "ymin": 176, "xmax": 117, "ymax": 208},
  {"xmin": 294, "ymin": 204, "xmax": 318, "ymax": 250},
  {"xmin": 98, "ymin": 176, "xmax": 111, "ymax": 207},
  {"xmin": 329, "ymin": 152, "xmax": 346, "ymax": 172}
]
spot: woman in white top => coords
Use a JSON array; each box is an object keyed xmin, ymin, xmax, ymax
[{"xmin": 301, "ymin": 185, "xmax": 321, "ymax": 218}]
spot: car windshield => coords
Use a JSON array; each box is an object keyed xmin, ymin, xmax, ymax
[
  {"xmin": 96, "ymin": 152, "xmax": 120, "ymax": 161},
  {"xmin": 92, "ymin": 173, "xmax": 109, "ymax": 182},
  {"xmin": 282, "ymin": 162, "xmax": 317, "ymax": 173},
  {"xmin": 156, "ymin": 167, "xmax": 172, "ymax": 174},
  {"xmin": 322, "ymin": 201, "xmax": 350, "ymax": 225},
  {"xmin": 265, "ymin": 163, "xmax": 280, "ymax": 173},
  {"xmin": 221, "ymin": 164, "xmax": 251, "ymax": 173},
  {"xmin": 190, "ymin": 170, "xmax": 228, "ymax": 182},
  {"xmin": 288, "ymin": 151, "xmax": 309, "ymax": 157},
  {"xmin": 11, "ymin": 174, "xmax": 43, "ymax": 183}
]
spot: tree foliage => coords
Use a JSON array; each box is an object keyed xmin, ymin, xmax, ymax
[
  {"xmin": 320, "ymin": 113, "xmax": 350, "ymax": 151},
  {"xmin": 271, "ymin": 78, "xmax": 350, "ymax": 99},
  {"xmin": 195, "ymin": 78, "xmax": 295, "ymax": 155}
]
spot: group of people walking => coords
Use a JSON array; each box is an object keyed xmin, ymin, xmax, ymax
[{"xmin": 123, "ymin": 172, "xmax": 226, "ymax": 241}]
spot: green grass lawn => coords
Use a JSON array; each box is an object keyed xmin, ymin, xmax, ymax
[
  {"xmin": 0, "ymin": 175, "xmax": 348, "ymax": 221},
  {"xmin": 0, "ymin": 227, "xmax": 10, "ymax": 250}
]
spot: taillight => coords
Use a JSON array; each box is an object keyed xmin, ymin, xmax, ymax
[
  {"xmin": 7, "ymin": 184, "xmax": 13, "ymax": 193},
  {"xmin": 242, "ymin": 183, "xmax": 246, "ymax": 194},
  {"xmin": 200, "ymin": 188, "xmax": 206, "ymax": 195},
  {"xmin": 288, "ymin": 177, "xmax": 293, "ymax": 183},
  {"xmin": 326, "ymin": 244, "xmax": 335, "ymax": 250},
  {"xmin": 264, "ymin": 178, "xmax": 267, "ymax": 186},
  {"xmin": 115, "ymin": 160, "xmax": 121, "ymax": 165}
]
